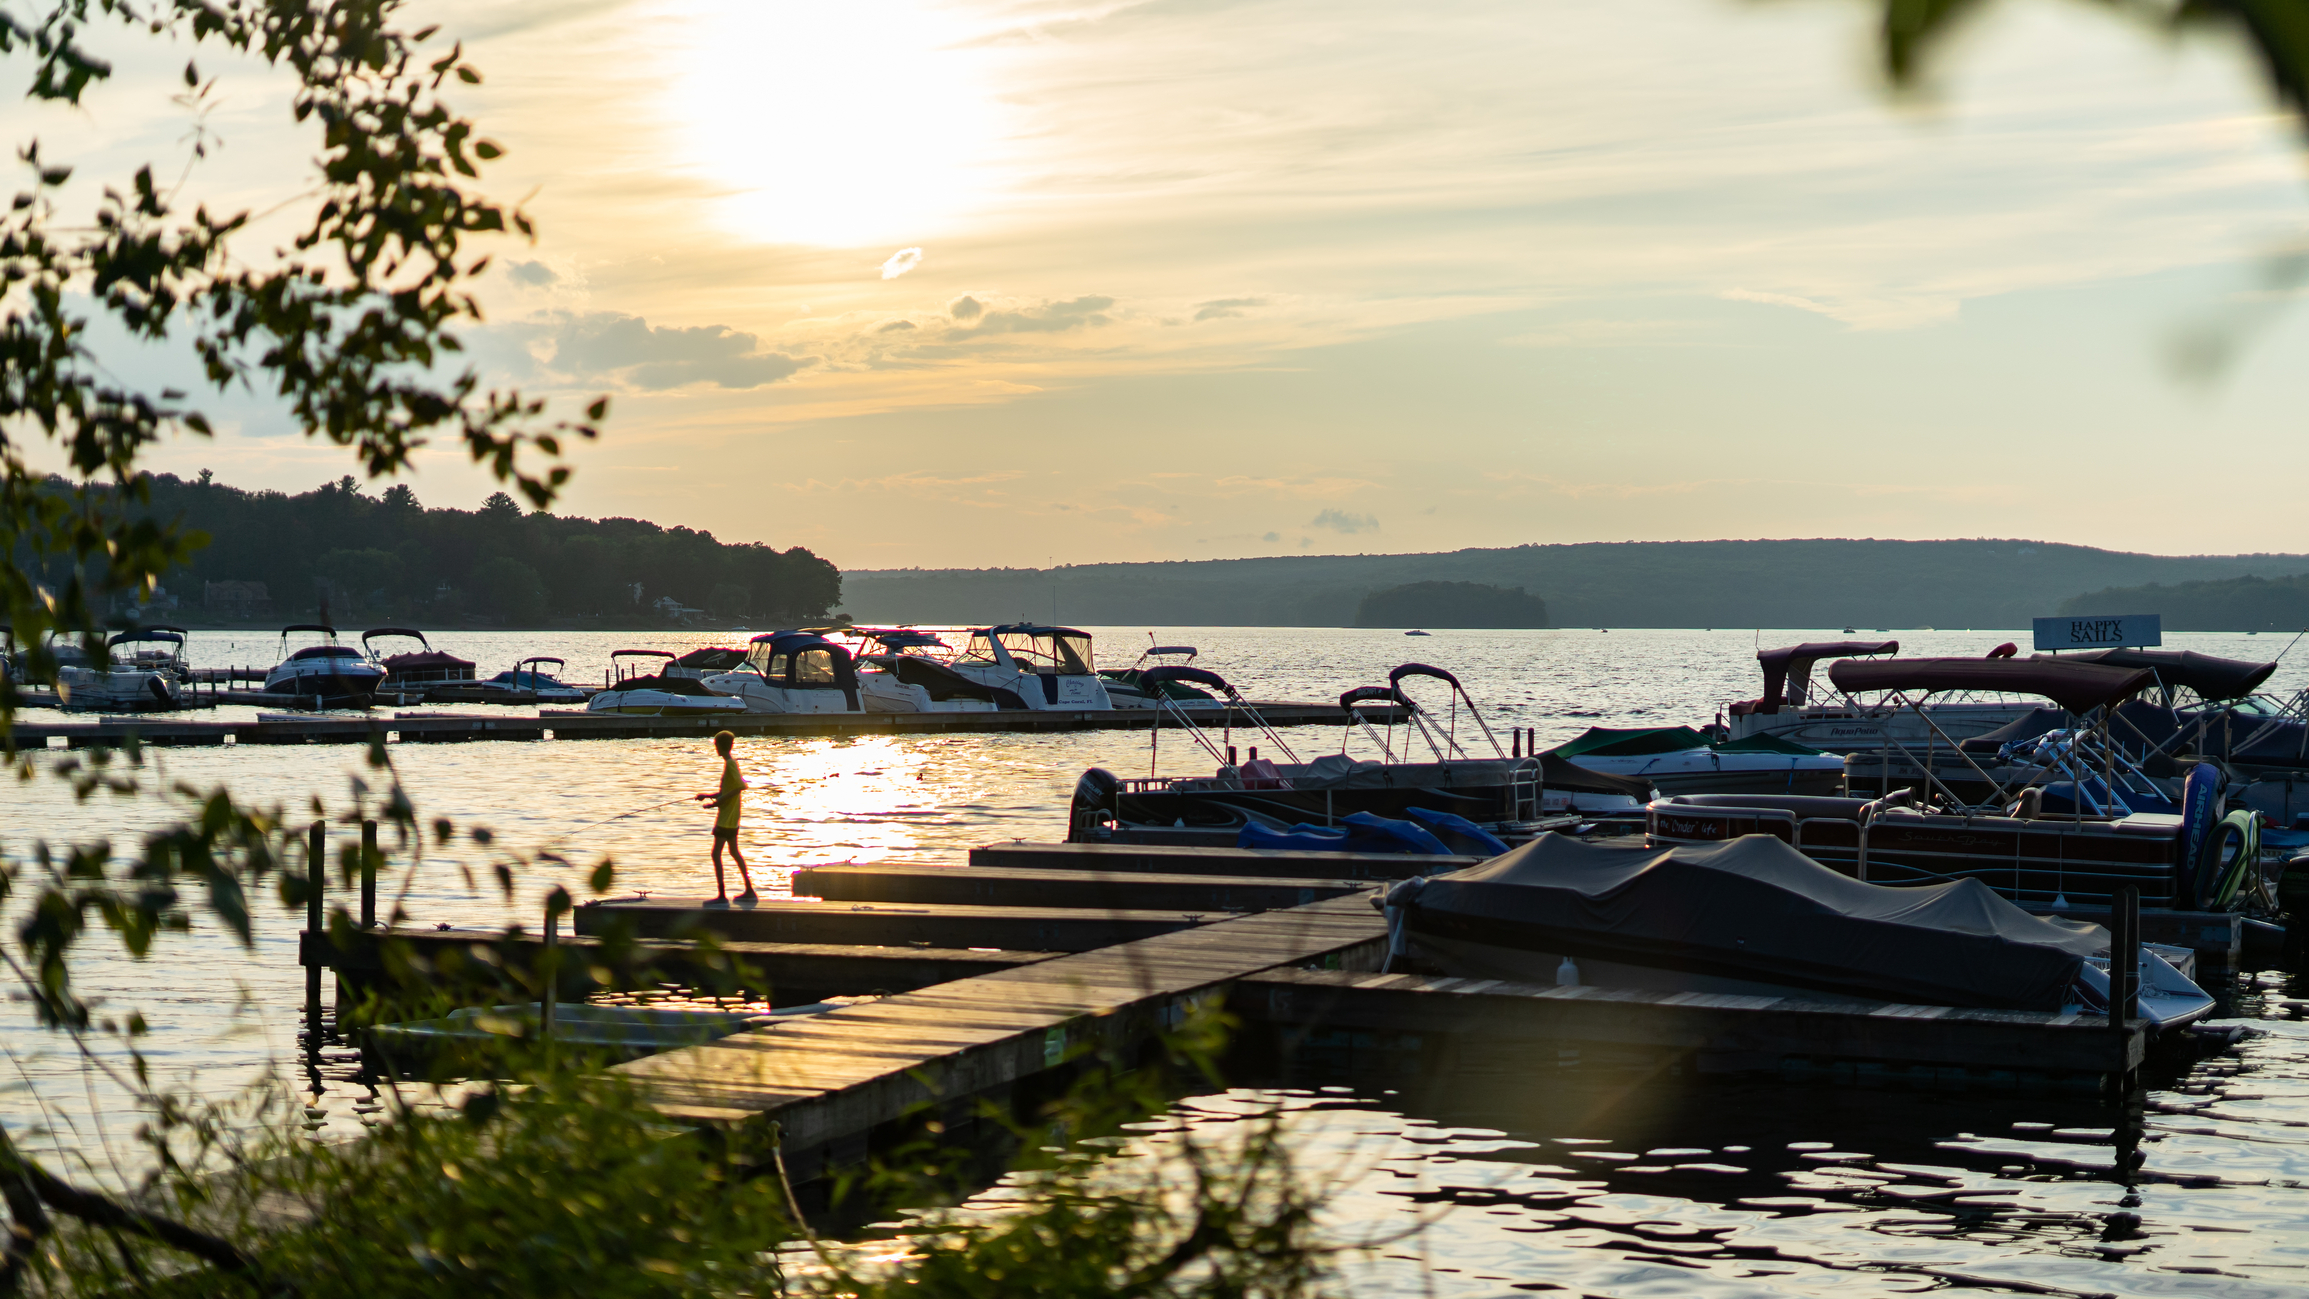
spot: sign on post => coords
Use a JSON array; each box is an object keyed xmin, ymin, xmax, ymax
[{"xmin": 2032, "ymin": 614, "xmax": 2161, "ymax": 652}]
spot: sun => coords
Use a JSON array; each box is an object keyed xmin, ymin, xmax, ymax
[{"xmin": 658, "ymin": 0, "xmax": 1004, "ymax": 249}]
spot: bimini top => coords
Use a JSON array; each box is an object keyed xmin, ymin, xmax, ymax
[
  {"xmin": 1754, "ymin": 640, "xmax": 1899, "ymax": 711},
  {"xmin": 361, "ymin": 627, "xmax": 431, "ymax": 649},
  {"xmin": 1828, "ymin": 656, "xmax": 2154, "ymax": 714},
  {"xmin": 1389, "ymin": 663, "xmax": 1464, "ymax": 692},
  {"xmin": 984, "ymin": 623, "xmax": 1089, "ymax": 639},
  {"xmin": 1339, "ymin": 685, "xmax": 1404, "ymax": 710},
  {"xmin": 280, "ymin": 623, "xmax": 337, "ymax": 639},
  {"xmin": 2047, "ymin": 648, "xmax": 2276, "ymax": 702},
  {"xmin": 1403, "ymin": 833, "xmax": 2102, "ymax": 1010},
  {"xmin": 109, "ymin": 627, "xmax": 187, "ymax": 647},
  {"xmin": 856, "ymin": 629, "xmax": 948, "ymax": 651}
]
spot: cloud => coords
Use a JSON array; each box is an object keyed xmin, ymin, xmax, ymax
[
  {"xmin": 881, "ymin": 247, "xmax": 924, "ymax": 279},
  {"xmin": 1193, "ymin": 296, "xmax": 1264, "ymax": 322},
  {"xmin": 524, "ymin": 312, "xmax": 807, "ymax": 390},
  {"xmin": 876, "ymin": 319, "xmax": 919, "ymax": 333},
  {"xmin": 507, "ymin": 260, "xmax": 559, "ymax": 287},
  {"xmin": 1310, "ymin": 508, "xmax": 1379, "ymax": 534},
  {"xmin": 949, "ymin": 295, "xmax": 984, "ymax": 322},
  {"xmin": 956, "ymin": 295, "xmax": 1116, "ymax": 336},
  {"xmin": 1261, "ymin": 531, "xmax": 1280, "ymax": 543},
  {"xmin": 1721, "ymin": 288, "xmax": 1840, "ymax": 319}
]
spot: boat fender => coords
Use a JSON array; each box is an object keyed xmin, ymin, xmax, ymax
[
  {"xmin": 146, "ymin": 675, "xmax": 170, "ymax": 704},
  {"xmin": 1556, "ymin": 956, "xmax": 1579, "ymax": 987},
  {"xmin": 1380, "ymin": 876, "xmax": 1427, "ymax": 973}
]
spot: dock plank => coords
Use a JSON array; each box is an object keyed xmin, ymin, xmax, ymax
[
  {"xmin": 968, "ymin": 840, "xmax": 1479, "ymax": 880},
  {"xmin": 610, "ymin": 894, "xmax": 1392, "ymax": 1171},
  {"xmin": 574, "ymin": 897, "xmax": 1226, "ymax": 951},
  {"xmin": 792, "ymin": 862, "xmax": 1375, "ymax": 913}
]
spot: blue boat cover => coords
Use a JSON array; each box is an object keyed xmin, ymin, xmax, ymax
[
  {"xmin": 1237, "ymin": 811, "xmax": 1454, "ymax": 856},
  {"xmin": 1402, "ymin": 806, "xmax": 1511, "ymax": 856}
]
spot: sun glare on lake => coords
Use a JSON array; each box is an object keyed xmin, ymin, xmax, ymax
[{"xmin": 660, "ymin": 0, "xmax": 1005, "ymax": 249}]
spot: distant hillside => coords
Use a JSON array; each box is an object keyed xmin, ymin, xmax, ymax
[
  {"xmin": 1355, "ymin": 581, "xmax": 1548, "ymax": 629},
  {"xmin": 838, "ymin": 539, "xmax": 2309, "ymax": 629},
  {"xmin": 2060, "ymin": 573, "xmax": 2309, "ymax": 632}
]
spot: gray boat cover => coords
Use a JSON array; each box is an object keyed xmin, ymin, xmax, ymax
[{"xmin": 1403, "ymin": 833, "xmax": 2105, "ymax": 1010}]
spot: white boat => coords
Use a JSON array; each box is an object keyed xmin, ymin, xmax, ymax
[
  {"xmin": 55, "ymin": 627, "xmax": 189, "ymax": 711},
  {"xmin": 263, "ymin": 624, "xmax": 385, "ymax": 703},
  {"xmin": 699, "ymin": 632, "xmax": 864, "ymax": 713},
  {"xmin": 586, "ymin": 651, "xmax": 746, "ymax": 715},
  {"xmin": 1547, "ymin": 725, "xmax": 1847, "ymax": 797},
  {"xmin": 942, "ymin": 624, "xmax": 1115, "ymax": 711},
  {"xmin": 1100, "ymin": 641, "xmax": 1217, "ymax": 709},
  {"xmin": 838, "ymin": 627, "xmax": 1016, "ymax": 713},
  {"xmin": 666, "ymin": 646, "xmax": 748, "ymax": 680}
]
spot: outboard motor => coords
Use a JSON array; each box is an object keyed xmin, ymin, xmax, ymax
[{"xmin": 1070, "ymin": 766, "xmax": 1121, "ymax": 841}]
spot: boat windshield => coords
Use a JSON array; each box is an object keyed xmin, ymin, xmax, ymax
[{"xmin": 975, "ymin": 630, "xmax": 1092, "ymax": 674}]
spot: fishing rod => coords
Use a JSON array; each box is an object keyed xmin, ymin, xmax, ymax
[{"xmin": 564, "ymin": 794, "xmax": 702, "ymax": 836}]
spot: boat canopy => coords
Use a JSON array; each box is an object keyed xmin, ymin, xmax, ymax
[
  {"xmin": 858, "ymin": 629, "xmax": 947, "ymax": 651},
  {"xmin": 362, "ymin": 627, "xmax": 430, "ymax": 649},
  {"xmin": 612, "ymin": 649, "xmax": 674, "ymax": 660},
  {"xmin": 966, "ymin": 624, "xmax": 1094, "ymax": 674},
  {"xmin": 281, "ymin": 623, "xmax": 337, "ymax": 639},
  {"xmin": 1338, "ymin": 685, "xmax": 1402, "ymax": 710},
  {"xmin": 1406, "ymin": 834, "xmax": 2104, "ymax": 1010},
  {"xmin": 674, "ymin": 647, "xmax": 747, "ymax": 671},
  {"xmin": 108, "ymin": 627, "xmax": 186, "ymax": 647},
  {"xmin": 1148, "ymin": 645, "xmax": 1196, "ymax": 658},
  {"xmin": 1547, "ymin": 725, "xmax": 1711, "ymax": 759},
  {"xmin": 1754, "ymin": 639, "xmax": 1899, "ymax": 712},
  {"xmin": 2046, "ymin": 648, "xmax": 2276, "ymax": 702},
  {"xmin": 743, "ymin": 632, "xmax": 858, "ymax": 693},
  {"xmin": 1138, "ymin": 665, "xmax": 1230, "ymax": 695},
  {"xmin": 1828, "ymin": 656, "xmax": 2155, "ymax": 714},
  {"xmin": 1389, "ymin": 662, "xmax": 1463, "ymax": 692}
]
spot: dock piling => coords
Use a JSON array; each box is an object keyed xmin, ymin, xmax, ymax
[
  {"xmin": 2113, "ymin": 883, "xmax": 2140, "ymax": 1089},
  {"xmin": 359, "ymin": 819, "xmax": 378, "ymax": 929},
  {"xmin": 304, "ymin": 820, "xmax": 324, "ymax": 1055}
]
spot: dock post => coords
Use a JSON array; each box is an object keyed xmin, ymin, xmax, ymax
[
  {"xmin": 541, "ymin": 899, "xmax": 559, "ymax": 1055},
  {"xmin": 2112, "ymin": 884, "xmax": 2139, "ymax": 1090},
  {"xmin": 305, "ymin": 819, "xmax": 325, "ymax": 1055},
  {"xmin": 359, "ymin": 819, "xmax": 378, "ymax": 929}
]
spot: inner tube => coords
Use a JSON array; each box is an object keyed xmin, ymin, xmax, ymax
[{"xmin": 2195, "ymin": 808, "xmax": 2261, "ymax": 910}]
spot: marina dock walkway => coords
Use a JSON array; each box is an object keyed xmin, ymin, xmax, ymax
[
  {"xmin": 9, "ymin": 699, "xmax": 1366, "ymax": 748},
  {"xmin": 608, "ymin": 893, "xmax": 1389, "ymax": 1179}
]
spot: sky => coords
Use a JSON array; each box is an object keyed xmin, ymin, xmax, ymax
[{"xmin": 14, "ymin": 0, "xmax": 2309, "ymax": 569}]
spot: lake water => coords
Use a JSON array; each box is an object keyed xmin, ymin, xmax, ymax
[{"xmin": 9, "ymin": 625, "xmax": 2309, "ymax": 1294}]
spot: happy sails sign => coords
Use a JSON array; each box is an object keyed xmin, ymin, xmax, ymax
[{"xmin": 2032, "ymin": 614, "xmax": 2162, "ymax": 651}]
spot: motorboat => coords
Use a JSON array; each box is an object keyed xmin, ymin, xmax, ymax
[
  {"xmin": 361, "ymin": 628, "xmax": 476, "ymax": 687},
  {"xmin": 1101, "ymin": 640, "xmax": 1218, "ymax": 709},
  {"xmin": 1548, "ymin": 725, "xmax": 1846, "ymax": 798},
  {"xmin": 945, "ymin": 624, "xmax": 1115, "ymax": 711},
  {"xmin": 1381, "ymin": 833, "xmax": 2214, "ymax": 1028},
  {"xmin": 1725, "ymin": 640, "xmax": 2042, "ymax": 752},
  {"xmin": 1069, "ymin": 663, "xmax": 1554, "ymax": 847},
  {"xmin": 263, "ymin": 624, "xmax": 386, "ymax": 704},
  {"xmin": 480, "ymin": 657, "xmax": 589, "ymax": 703},
  {"xmin": 841, "ymin": 628, "xmax": 1020, "ymax": 713},
  {"xmin": 609, "ymin": 648, "xmax": 675, "ymax": 683},
  {"xmin": 56, "ymin": 627, "xmax": 189, "ymax": 711},
  {"xmin": 586, "ymin": 676, "xmax": 745, "ymax": 715},
  {"xmin": 1645, "ymin": 653, "xmax": 2294, "ymax": 923},
  {"xmin": 585, "ymin": 656, "xmax": 746, "ymax": 715},
  {"xmin": 699, "ymin": 631, "xmax": 864, "ymax": 713}
]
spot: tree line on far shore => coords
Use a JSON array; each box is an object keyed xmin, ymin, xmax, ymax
[
  {"xmin": 2061, "ymin": 574, "xmax": 2309, "ymax": 634},
  {"xmin": 86, "ymin": 472, "xmax": 842, "ymax": 627}
]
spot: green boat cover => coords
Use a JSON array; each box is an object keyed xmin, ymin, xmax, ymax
[
  {"xmin": 1710, "ymin": 732, "xmax": 1827, "ymax": 756},
  {"xmin": 1547, "ymin": 725, "xmax": 1712, "ymax": 759}
]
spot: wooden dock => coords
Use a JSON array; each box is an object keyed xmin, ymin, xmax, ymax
[
  {"xmin": 304, "ymin": 926, "xmax": 1066, "ymax": 1006},
  {"xmin": 8, "ymin": 700, "xmax": 1372, "ymax": 748},
  {"xmin": 791, "ymin": 862, "xmax": 1377, "ymax": 913},
  {"xmin": 968, "ymin": 840, "xmax": 1482, "ymax": 880},
  {"xmin": 1228, "ymin": 968, "xmax": 2144, "ymax": 1081},
  {"xmin": 611, "ymin": 893, "xmax": 1390, "ymax": 1184},
  {"xmin": 575, "ymin": 896, "xmax": 1235, "ymax": 952}
]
